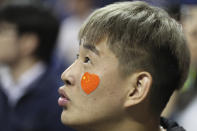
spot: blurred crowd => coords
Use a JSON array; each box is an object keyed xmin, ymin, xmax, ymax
[{"xmin": 0, "ymin": 0, "xmax": 196, "ymax": 131}]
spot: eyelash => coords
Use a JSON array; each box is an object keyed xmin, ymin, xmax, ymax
[
  {"xmin": 76, "ymin": 54, "xmax": 91, "ymax": 64},
  {"xmin": 84, "ymin": 56, "xmax": 90, "ymax": 63}
]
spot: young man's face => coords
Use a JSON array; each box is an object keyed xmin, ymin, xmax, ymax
[
  {"xmin": 0, "ymin": 23, "xmax": 19, "ymax": 64},
  {"xmin": 59, "ymin": 39, "xmax": 129, "ymax": 127}
]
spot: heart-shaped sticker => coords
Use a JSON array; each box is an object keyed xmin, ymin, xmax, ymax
[{"xmin": 81, "ymin": 72, "xmax": 100, "ymax": 94}]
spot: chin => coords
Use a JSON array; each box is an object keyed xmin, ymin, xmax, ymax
[
  {"xmin": 61, "ymin": 109, "xmax": 81, "ymax": 126},
  {"xmin": 61, "ymin": 110, "xmax": 95, "ymax": 128},
  {"xmin": 61, "ymin": 109, "xmax": 72, "ymax": 125}
]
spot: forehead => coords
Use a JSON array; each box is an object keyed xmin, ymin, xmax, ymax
[
  {"xmin": 79, "ymin": 37, "xmax": 107, "ymax": 54},
  {"xmin": 0, "ymin": 21, "xmax": 15, "ymax": 28},
  {"xmin": 80, "ymin": 42, "xmax": 100, "ymax": 57},
  {"xmin": 0, "ymin": 22, "xmax": 16, "ymax": 33},
  {"xmin": 80, "ymin": 37, "xmax": 114, "ymax": 56}
]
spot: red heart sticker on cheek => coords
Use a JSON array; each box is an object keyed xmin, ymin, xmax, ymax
[{"xmin": 81, "ymin": 72, "xmax": 100, "ymax": 94}]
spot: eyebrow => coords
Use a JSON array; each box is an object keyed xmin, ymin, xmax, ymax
[{"xmin": 83, "ymin": 44, "xmax": 100, "ymax": 56}]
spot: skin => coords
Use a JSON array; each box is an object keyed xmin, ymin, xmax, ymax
[
  {"xmin": 64, "ymin": 0, "xmax": 92, "ymax": 19},
  {"xmin": 60, "ymin": 38, "xmax": 161, "ymax": 131},
  {"xmin": 0, "ymin": 23, "xmax": 20, "ymax": 65},
  {"xmin": 60, "ymin": 39, "xmax": 128, "ymax": 127}
]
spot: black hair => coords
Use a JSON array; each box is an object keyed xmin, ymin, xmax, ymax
[
  {"xmin": 0, "ymin": 4, "xmax": 60, "ymax": 64},
  {"xmin": 79, "ymin": 1, "xmax": 190, "ymax": 114}
]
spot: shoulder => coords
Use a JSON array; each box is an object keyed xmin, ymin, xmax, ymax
[{"xmin": 160, "ymin": 117, "xmax": 186, "ymax": 131}]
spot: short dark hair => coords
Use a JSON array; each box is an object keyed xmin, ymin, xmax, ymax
[
  {"xmin": 0, "ymin": 4, "xmax": 60, "ymax": 64},
  {"xmin": 79, "ymin": 1, "xmax": 190, "ymax": 114}
]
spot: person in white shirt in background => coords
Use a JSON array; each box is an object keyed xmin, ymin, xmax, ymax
[
  {"xmin": 57, "ymin": 0, "xmax": 94, "ymax": 65},
  {"xmin": 0, "ymin": 3, "xmax": 74, "ymax": 131},
  {"xmin": 171, "ymin": 5, "xmax": 197, "ymax": 131}
]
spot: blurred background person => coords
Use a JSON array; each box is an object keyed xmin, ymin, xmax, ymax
[
  {"xmin": 168, "ymin": 2, "xmax": 197, "ymax": 131},
  {"xmin": 0, "ymin": 3, "xmax": 74, "ymax": 131},
  {"xmin": 56, "ymin": 0, "xmax": 95, "ymax": 65},
  {"xmin": 148, "ymin": 0, "xmax": 183, "ymax": 117}
]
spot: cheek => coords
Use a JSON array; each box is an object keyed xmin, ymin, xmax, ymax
[
  {"xmin": 98, "ymin": 71, "xmax": 126, "ymax": 106},
  {"xmin": 0, "ymin": 39, "xmax": 19, "ymax": 62},
  {"xmin": 81, "ymin": 72, "xmax": 100, "ymax": 95}
]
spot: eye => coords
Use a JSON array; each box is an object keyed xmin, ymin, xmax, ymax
[{"xmin": 84, "ymin": 56, "xmax": 90, "ymax": 63}]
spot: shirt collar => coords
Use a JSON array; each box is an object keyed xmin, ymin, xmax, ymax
[{"xmin": 0, "ymin": 62, "xmax": 46, "ymax": 106}]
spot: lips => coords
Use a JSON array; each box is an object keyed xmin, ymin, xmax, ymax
[{"xmin": 58, "ymin": 88, "xmax": 70, "ymax": 107}]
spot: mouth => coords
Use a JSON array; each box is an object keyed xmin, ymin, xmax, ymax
[{"xmin": 58, "ymin": 87, "xmax": 70, "ymax": 107}]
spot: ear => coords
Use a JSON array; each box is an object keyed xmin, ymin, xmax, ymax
[
  {"xmin": 18, "ymin": 33, "xmax": 39, "ymax": 57},
  {"xmin": 124, "ymin": 72, "xmax": 152, "ymax": 108}
]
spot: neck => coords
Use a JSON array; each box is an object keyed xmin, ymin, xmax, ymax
[
  {"xmin": 74, "ymin": 117, "xmax": 161, "ymax": 131},
  {"xmin": 9, "ymin": 57, "xmax": 39, "ymax": 82}
]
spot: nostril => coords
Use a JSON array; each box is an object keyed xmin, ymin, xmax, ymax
[
  {"xmin": 65, "ymin": 80, "xmax": 72, "ymax": 86},
  {"xmin": 63, "ymin": 76, "xmax": 75, "ymax": 86}
]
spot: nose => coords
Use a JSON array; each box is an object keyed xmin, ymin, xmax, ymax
[{"xmin": 61, "ymin": 64, "xmax": 76, "ymax": 87}]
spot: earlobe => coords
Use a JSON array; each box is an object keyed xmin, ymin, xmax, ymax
[{"xmin": 124, "ymin": 72, "xmax": 152, "ymax": 108}]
